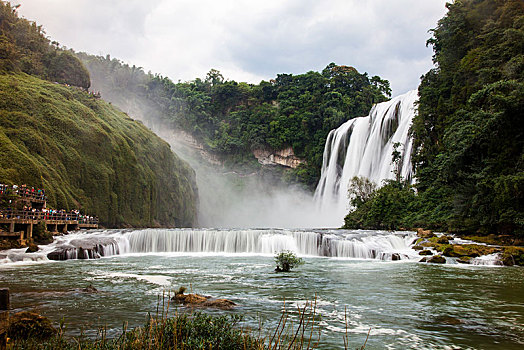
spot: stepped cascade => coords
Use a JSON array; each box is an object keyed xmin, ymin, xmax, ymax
[
  {"xmin": 1, "ymin": 229, "xmax": 418, "ymax": 262},
  {"xmin": 314, "ymin": 90, "xmax": 418, "ymax": 225}
]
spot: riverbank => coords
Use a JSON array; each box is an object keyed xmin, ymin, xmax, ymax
[{"xmin": 411, "ymin": 228, "xmax": 524, "ymax": 266}]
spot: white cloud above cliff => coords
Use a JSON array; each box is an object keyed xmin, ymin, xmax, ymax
[{"xmin": 14, "ymin": 0, "xmax": 447, "ymax": 95}]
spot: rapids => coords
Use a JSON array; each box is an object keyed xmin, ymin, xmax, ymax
[
  {"xmin": 1, "ymin": 229, "xmax": 523, "ymax": 349},
  {"xmin": 1, "ymin": 228, "xmax": 418, "ymax": 263}
]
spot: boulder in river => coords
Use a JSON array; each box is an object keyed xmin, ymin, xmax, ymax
[
  {"xmin": 428, "ymin": 255, "xmax": 446, "ymax": 264},
  {"xmin": 25, "ymin": 242, "xmax": 39, "ymax": 253},
  {"xmin": 419, "ymin": 250, "xmax": 433, "ymax": 256},
  {"xmin": 80, "ymin": 284, "xmax": 98, "ymax": 293},
  {"xmin": 47, "ymin": 237, "xmax": 119, "ymax": 260},
  {"xmin": 172, "ymin": 291, "xmax": 236, "ymax": 310},
  {"xmin": 416, "ymin": 228, "xmax": 435, "ymax": 239}
]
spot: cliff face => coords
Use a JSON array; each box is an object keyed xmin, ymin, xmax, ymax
[
  {"xmin": 252, "ymin": 148, "xmax": 305, "ymax": 169},
  {"xmin": 0, "ymin": 73, "xmax": 198, "ymax": 228}
]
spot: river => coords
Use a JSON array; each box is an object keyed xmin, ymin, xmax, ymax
[{"xmin": 1, "ymin": 228, "xmax": 523, "ymax": 349}]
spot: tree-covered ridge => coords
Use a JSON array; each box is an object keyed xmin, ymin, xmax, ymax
[
  {"xmin": 0, "ymin": 73, "xmax": 198, "ymax": 227},
  {"xmin": 78, "ymin": 53, "xmax": 391, "ymax": 187},
  {"xmin": 346, "ymin": 0, "xmax": 523, "ymax": 236},
  {"xmin": 412, "ymin": 0, "xmax": 523, "ymax": 235},
  {"xmin": 0, "ymin": 1, "xmax": 90, "ymax": 88}
]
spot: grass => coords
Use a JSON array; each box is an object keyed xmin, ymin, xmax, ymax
[
  {"xmin": 7, "ymin": 295, "xmax": 369, "ymax": 350},
  {"xmin": 0, "ymin": 73, "xmax": 198, "ymax": 228}
]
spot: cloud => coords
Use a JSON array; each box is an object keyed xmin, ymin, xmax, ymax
[{"xmin": 15, "ymin": 0, "xmax": 447, "ymax": 95}]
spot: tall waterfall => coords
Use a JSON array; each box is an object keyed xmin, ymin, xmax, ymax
[{"xmin": 314, "ymin": 90, "xmax": 418, "ymax": 226}]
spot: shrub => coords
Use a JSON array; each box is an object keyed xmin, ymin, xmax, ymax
[{"xmin": 274, "ymin": 250, "xmax": 304, "ymax": 272}]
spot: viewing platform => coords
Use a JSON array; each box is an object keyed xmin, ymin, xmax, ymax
[
  {"xmin": 0, "ymin": 184, "xmax": 98, "ymax": 244},
  {"xmin": 0, "ymin": 210, "xmax": 99, "ymax": 243}
]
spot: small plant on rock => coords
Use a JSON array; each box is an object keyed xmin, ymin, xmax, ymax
[{"xmin": 274, "ymin": 250, "xmax": 304, "ymax": 272}]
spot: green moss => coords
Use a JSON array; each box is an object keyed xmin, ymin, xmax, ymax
[
  {"xmin": 0, "ymin": 73, "xmax": 197, "ymax": 227},
  {"xmin": 501, "ymin": 246, "xmax": 524, "ymax": 266}
]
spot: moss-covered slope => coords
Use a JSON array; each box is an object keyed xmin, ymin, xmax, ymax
[{"xmin": 0, "ymin": 73, "xmax": 198, "ymax": 227}]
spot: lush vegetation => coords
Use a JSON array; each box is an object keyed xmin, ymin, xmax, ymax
[
  {"xmin": 345, "ymin": 0, "xmax": 524, "ymax": 237},
  {"xmin": 0, "ymin": 2, "xmax": 198, "ymax": 227},
  {"xmin": 0, "ymin": 2, "xmax": 90, "ymax": 88},
  {"xmin": 77, "ymin": 53, "xmax": 391, "ymax": 188}
]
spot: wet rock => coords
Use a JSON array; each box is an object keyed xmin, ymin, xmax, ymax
[
  {"xmin": 419, "ymin": 257, "xmax": 428, "ymax": 263},
  {"xmin": 8, "ymin": 311, "xmax": 57, "ymax": 340},
  {"xmin": 412, "ymin": 245, "xmax": 424, "ymax": 251},
  {"xmin": 417, "ymin": 228, "xmax": 435, "ymax": 239},
  {"xmin": 501, "ymin": 247, "xmax": 524, "ymax": 266},
  {"xmin": 25, "ymin": 242, "xmax": 39, "ymax": 253},
  {"xmin": 391, "ymin": 253, "xmax": 401, "ymax": 261},
  {"xmin": 457, "ymin": 257, "xmax": 472, "ymax": 264},
  {"xmin": 80, "ymin": 284, "xmax": 98, "ymax": 293},
  {"xmin": 419, "ymin": 250, "xmax": 433, "ymax": 256},
  {"xmin": 436, "ymin": 236, "xmax": 450, "ymax": 244},
  {"xmin": 46, "ymin": 248, "xmax": 68, "ymax": 260},
  {"xmin": 47, "ymin": 237, "xmax": 119, "ymax": 260},
  {"xmin": 435, "ymin": 316, "xmax": 462, "ymax": 325},
  {"xmin": 441, "ymin": 244, "xmax": 498, "ymax": 258},
  {"xmin": 428, "ymin": 255, "xmax": 446, "ymax": 264},
  {"xmin": 172, "ymin": 292, "xmax": 236, "ymax": 310}
]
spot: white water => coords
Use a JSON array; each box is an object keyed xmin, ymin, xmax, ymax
[
  {"xmin": 314, "ymin": 90, "xmax": 418, "ymax": 226},
  {"xmin": 0, "ymin": 228, "xmax": 419, "ymax": 264}
]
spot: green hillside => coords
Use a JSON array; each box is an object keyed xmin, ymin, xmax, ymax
[
  {"xmin": 0, "ymin": 1, "xmax": 197, "ymax": 228},
  {"xmin": 0, "ymin": 73, "xmax": 198, "ymax": 227}
]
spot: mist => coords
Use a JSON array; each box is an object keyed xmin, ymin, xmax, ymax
[{"xmin": 135, "ymin": 116, "xmax": 342, "ymax": 229}]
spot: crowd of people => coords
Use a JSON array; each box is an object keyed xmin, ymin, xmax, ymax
[
  {"xmin": 0, "ymin": 183, "xmax": 46, "ymax": 201},
  {"xmin": 0, "ymin": 183, "xmax": 97, "ymax": 224}
]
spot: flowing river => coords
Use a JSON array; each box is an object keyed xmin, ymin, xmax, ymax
[{"xmin": 1, "ymin": 228, "xmax": 523, "ymax": 349}]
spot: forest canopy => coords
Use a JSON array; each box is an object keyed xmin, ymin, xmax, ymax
[
  {"xmin": 78, "ymin": 53, "xmax": 391, "ymax": 188},
  {"xmin": 346, "ymin": 0, "xmax": 524, "ymax": 236},
  {"xmin": 0, "ymin": 2, "xmax": 90, "ymax": 88}
]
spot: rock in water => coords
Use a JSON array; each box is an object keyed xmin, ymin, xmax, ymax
[
  {"xmin": 25, "ymin": 243, "xmax": 39, "ymax": 253},
  {"xmin": 416, "ymin": 228, "xmax": 435, "ymax": 239},
  {"xmin": 80, "ymin": 284, "xmax": 98, "ymax": 293},
  {"xmin": 172, "ymin": 292, "xmax": 236, "ymax": 310},
  {"xmin": 428, "ymin": 255, "xmax": 446, "ymax": 264}
]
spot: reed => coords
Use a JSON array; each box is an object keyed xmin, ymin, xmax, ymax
[{"xmin": 7, "ymin": 293, "xmax": 367, "ymax": 349}]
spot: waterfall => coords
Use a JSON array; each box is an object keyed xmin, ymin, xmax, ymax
[
  {"xmin": 118, "ymin": 229, "xmax": 418, "ymax": 260},
  {"xmin": 16, "ymin": 228, "xmax": 417, "ymax": 262},
  {"xmin": 314, "ymin": 90, "xmax": 418, "ymax": 226}
]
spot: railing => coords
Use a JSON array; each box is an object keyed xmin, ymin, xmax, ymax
[
  {"xmin": 0, "ymin": 185, "xmax": 46, "ymax": 202},
  {"xmin": 0, "ymin": 209, "xmax": 98, "ymax": 225}
]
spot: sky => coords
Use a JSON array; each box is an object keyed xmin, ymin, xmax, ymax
[{"xmin": 14, "ymin": 0, "xmax": 448, "ymax": 96}]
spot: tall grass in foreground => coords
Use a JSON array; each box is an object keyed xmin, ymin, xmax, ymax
[{"xmin": 8, "ymin": 296, "xmax": 368, "ymax": 349}]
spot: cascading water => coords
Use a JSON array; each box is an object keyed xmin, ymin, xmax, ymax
[
  {"xmin": 0, "ymin": 229, "xmax": 419, "ymax": 263},
  {"xmin": 314, "ymin": 90, "xmax": 418, "ymax": 226}
]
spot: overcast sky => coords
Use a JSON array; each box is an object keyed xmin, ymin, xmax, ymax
[{"xmin": 14, "ymin": 0, "xmax": 448, "ymax": 96}]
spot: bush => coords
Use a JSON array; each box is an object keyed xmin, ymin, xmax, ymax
[{"xmin": 274, "ymin": 250, "xmax": 304, "ymax": 272}]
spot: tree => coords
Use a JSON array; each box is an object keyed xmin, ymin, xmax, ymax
[
  {"xmin": 274, "ymin": 250, "xmax": 304, "ymax": 272},
  {"xmin": 347, "ymin": 176, "xmax": 376, "ymax": 207}
]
